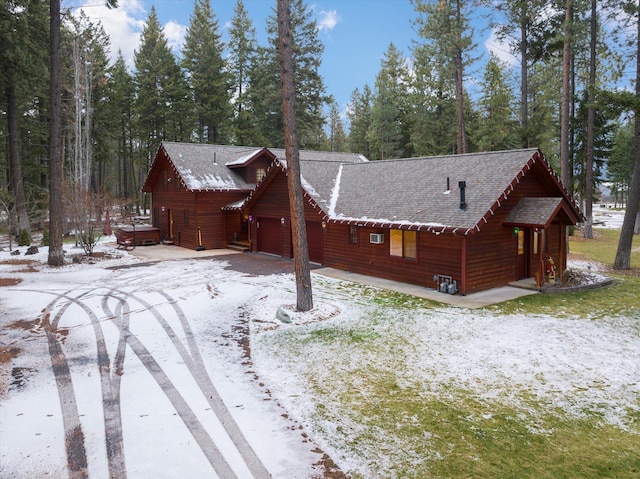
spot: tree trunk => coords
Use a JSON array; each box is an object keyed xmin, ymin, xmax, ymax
[
  {"xmin": 560, "ymin": 0, "xmax": 573, "ymax": 191},
  {"xmin": 277, "ymin": 0, "xmax": 313, "ymax": 311},
  {"xmin": 454, "ymin": 0, "xmax": 467, "ymax": 154},
  {"xmin": 520, "ymin": 7, "xmax": 528, "ymax": 148},
  {"xmin": 7, "ymin": 84, "xmax": 31, "ymax": 239},
  {"xmin": 48, "ymin": 0, "xmax": 65, "ymax": 266},
  {"xmin": 583, "ymin": 0, "xmax": 596, "ymax": 239},
  {"xmin": 614, "ymin": 3, "xmax": 640, "ymax": 270}
]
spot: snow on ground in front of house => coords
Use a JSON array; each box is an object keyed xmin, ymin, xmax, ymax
[
  {"xmin": 1, "ymin": 232, "xmax": 639, "ymax": 478},
  {"xmin": 0, "ymin": 242, "xmax": 324, "ymax": 478}
]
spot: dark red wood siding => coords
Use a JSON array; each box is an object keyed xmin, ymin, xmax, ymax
[
  {"xmin": 247, "ymin": 172, "xmax": 324, "ymax": 261},
  {"xmin": 148, "ymin": 154, "xmax": 249, "ymax": 250}
]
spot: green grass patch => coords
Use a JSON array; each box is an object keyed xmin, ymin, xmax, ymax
[
  {"xmin": 570, "ymin": 228, "xmax": 640, "ymax": 268},
  {"xmin": 488, "ymin": 228, "xmax": 640, "ymax": 318},
  {"xmin": 310, "ymin": 370, "xmax": 640, "ymax": 479},
  {"xmin": 487, "ymin": 274, "xmax": 640, "ymax": 318}
]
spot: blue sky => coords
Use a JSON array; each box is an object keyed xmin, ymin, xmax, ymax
[{"xmin": 72, "ymin": 0, "xmax": 507, "ymax": 114}]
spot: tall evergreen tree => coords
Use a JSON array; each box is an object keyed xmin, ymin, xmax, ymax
[
  {"xmin": 346, "ymin": 85, "xmax": 373, "ymax": 157},
  {"xmin": 614, "ymin": 0, "xmax": 640, "ymax": 269},
  {"xmin": 228, "ymin": 0, "xmax": 258, "ymax": 145},
  {"xmin": 476, "ymin": 53, "xmax": 519, "ymax": 151},
  {"xmin": 249, "ymin": 0, "xmax": 328, "ymax": 149},
  {"xmin": 103, "ymin": 52, "xmax": 135, "ymax": 198},
  {"xmin": 277, "ymin": 0, "xmax": 313, "ymax": 312},
  {"xmin": 412, "ymin": 0, "xmax": 474, "ymax": 154},
  {"xmin": 134, "ymin": 7, "xmax": 187, "ymax": 168},
  {"xmin": 0, "ymin": 0, "xmax": 48, "ymax": 240},
  {"xmin": 367, "ymin": 43, "xmax": 411, "ymax": 160},
  {"xmin": 182, "ymin": 0, "xmax": 231, "ymax": 144},
  {"xmin": 327, "ymin": 99, "xmax": 347, "ymax": 152}
]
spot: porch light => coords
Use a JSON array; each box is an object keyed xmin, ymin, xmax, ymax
[{"xmin": 321, "ymin": 221, "xmax": 327, "ymax": 232}]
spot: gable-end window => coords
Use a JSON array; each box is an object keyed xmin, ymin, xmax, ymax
[
  {"xmin": 256, "ymin": 168, "xmax": 266, "ymax": 183},
  {"xmin": 390, "ymin": 229, "xmax": 417, "ymax": 259},
  {"xmin": 349, "ymin": 225, "xmax": 358, "ymax": 244}
]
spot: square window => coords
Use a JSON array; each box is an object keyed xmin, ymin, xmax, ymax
[
  {"xmin": 390, "ymin": 229, "xmax": 416, "ymax": 259},
  {"xmin": 349, "ymin": 225, "xmax": 358, "ymax": 244}
]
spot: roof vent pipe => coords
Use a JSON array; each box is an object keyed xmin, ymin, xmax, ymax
[
  {"xmin": 447, "ymin": 177, "xmax": 450, "ymax": 191},
  {"xmin": 459, "ymin": 181, "xmax": 467, "ymax": 210}
]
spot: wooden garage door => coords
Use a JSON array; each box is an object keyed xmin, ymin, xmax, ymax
[
  {"xmin": 306, "ymin": 221, "xmax": 323, "ymax": 264},
  {"xmin": 257, "ymin": 217, "xmax": 282, "ymax": 256}
]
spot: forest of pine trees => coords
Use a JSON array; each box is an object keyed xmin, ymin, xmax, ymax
[{"xmin": 1, "ymin": 0, "xmax": 639, "ymax": 266}]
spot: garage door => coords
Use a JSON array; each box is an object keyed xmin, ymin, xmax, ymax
[{"xmin": 257, "ymin": 217, "xmax": 282, "ymax": 256}]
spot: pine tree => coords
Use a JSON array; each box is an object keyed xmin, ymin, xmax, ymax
[
  {"xmin": 476, "ymin": 53, "xmax": 518, "ymax": 151},
  {"xmin": 0, "ymin": 0, "xmax": 48, "ymax": 244},
  {"xmin": 346, "ymin": 85, "xmax": 373, "ymax": 157},
  {"xmin": 412, "ymin": 0, "xmax": 474, "ymax": 154},
  {"xmin": 367, "ymin": 43, "xmax": 411, "ymax": 160},
  {"xmin": 228, "ymin": 0, "xmax": 258, "ymax": 145},
  {"xmin": 104, "ymin": 52, "xmax": 136, "ymax": 198},
  {"xmin": 134, "ymin": 7, "xmax": 188, "ymax": 166},
  {"xmin": 182, "ymin": 0, "xmax": 231, "ymax": 144},
  {"xmin": 249, "ymin": 0, "xmax": 328, "ymax": 149},
  {"xmin": 327, "ymin": 99, "xmax": 347, "ymax": 152}
]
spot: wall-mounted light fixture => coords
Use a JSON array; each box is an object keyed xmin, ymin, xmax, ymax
[
  {"xmin": 161, "ymin": 206, "xmax": 166, "ymax": 212},
  {"xmin": 281, "ymin": 217, "xmax": 286, "ymax": 225},
  {"xmin": 321, "ymin": 221, "xmax": 327, "ymax": 232}
]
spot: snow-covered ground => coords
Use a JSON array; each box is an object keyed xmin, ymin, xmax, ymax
[
  {"xmin": 592, "ymin": 204, "xmax": 627, "ymax": 229},
  {"xmin": 1, "ymin": 232, "xmax": 639, "ymax": 478}
]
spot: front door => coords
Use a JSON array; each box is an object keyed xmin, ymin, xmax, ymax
[
  {"xmin": 516, "ymin": 228, "xmax": 529, "ymax": 279},
  {"xmin": 257, "ymin": 217, "xmax": 282, "ymax": 256}
]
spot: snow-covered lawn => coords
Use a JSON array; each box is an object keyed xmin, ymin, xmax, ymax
[{"xmin": 1, "ymin": 240, "xmax": 639, "ymax": 478}]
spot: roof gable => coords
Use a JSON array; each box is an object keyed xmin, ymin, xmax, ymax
[{"xmin": 144, "ymin": 142, "xmax": 268, "ymax": 192}]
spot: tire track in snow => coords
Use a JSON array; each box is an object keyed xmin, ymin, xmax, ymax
[
  {"xmin": 19, "ymin": 286, "xmax": 272, "ymax": 479},
  {"xmin": 111, "ymin": 287, "xmax": 271, "ymax": 479},
  {"xmin": 39, "ymin": 290, "xmax": 90, "ymax": 479}
]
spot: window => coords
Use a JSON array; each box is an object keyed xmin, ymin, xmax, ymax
[
  {"xmin": 349, "ymin": 225, "xmax": 358, "ymax": 244},
  {"xmin": 256, "ymin": 168, "xmax": 266, "ymax": 183},
  {"xmin": 390, "ymin": 229, "xmax": 416, "ymax": 259},
  {"xmin": 533, "ymin": 229, "xmax": 547, "ymax": 254}
]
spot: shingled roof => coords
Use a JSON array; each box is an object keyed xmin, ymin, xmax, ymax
[
  {"xmin": 147, "ymin": 143, "xmax": 580, "ymax": 235},
  {"xmin": 147, "ymin": 142, "xmax": 265, "ymax": 191},
  {"xmin": 294, "ymin": 148, "xmax": 581, "ymax": 235}
]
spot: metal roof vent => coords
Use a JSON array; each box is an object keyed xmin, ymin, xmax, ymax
[{"xmin": 459, "ymin": 181, "xmax": 467, "ymax": 210}]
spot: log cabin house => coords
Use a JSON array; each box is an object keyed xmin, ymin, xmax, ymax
[{"xmin": 143, "ymin": 142, "xmax": 583, "ymax": 294}]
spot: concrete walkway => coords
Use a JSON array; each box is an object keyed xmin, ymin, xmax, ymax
[
  {"xmin": 314, "ymin": 268, "xmax": 538, "ymax": 309},
  {"xmin": 122, "ymin": 244, "xmax": 538, "ymax": 309}
]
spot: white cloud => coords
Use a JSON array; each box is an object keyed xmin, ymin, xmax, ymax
[
  {"xmin": 72, "ymin": 0, "xmax": 145, "ymax": 69},
  {"xmin": 72, "ymin": 0, "xmax": 187, "ymax": 69},
  {"xmin": 484, "ymin": 28, "xmax": 519, "ymax": 68},
  {"xmin": 164, "ymin": 20, "xmax": 187, "ymax": 56},
  {"xmin": 317, "ymin": 9, "xmax": 340, "ymax": 32}
]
